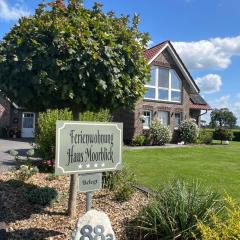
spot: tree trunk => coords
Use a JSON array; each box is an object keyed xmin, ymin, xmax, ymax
[{"xmin": 68, "ymin": 106, "xmax": 80, "ymax": 217}]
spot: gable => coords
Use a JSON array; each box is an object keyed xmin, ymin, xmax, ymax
[{"xmin": 144, "ymin": 41, "xmax": 200, "ymax": 93}]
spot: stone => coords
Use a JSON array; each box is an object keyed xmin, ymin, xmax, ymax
[{"xmin": 72, "ymin": 209, "xmax": 115, "ymax": 240}]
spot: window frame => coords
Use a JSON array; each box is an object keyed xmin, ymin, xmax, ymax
[
  {"xmin": 174, "ymin": 112, "xmax": 182, "ymax": 129},
  {"xmin": 144, "ymin": 67, "xmax": 182, "ymax": 103},
  {"xmin": 143, "ymin": 110, "xmax": 152, "ymax": 129},
  {"xmin": 157, "ymin": 111, "xmax": 170, "ymax": 126}
]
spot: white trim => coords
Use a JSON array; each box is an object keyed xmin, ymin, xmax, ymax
[
  {"xmin": 144, "ymin": 67, "xmax": 182, "ymax": 103},
  {"xmin": 148, "ymin": 44, "xmax": 168, "ymax": 65},
  {"xmin": 21, "ymin": 112, "xmax": 35, "ymax": 138},
  {"xmin": 147, "ymin": 42, "xmax": 199, "ymax": 93},
  {"xmin": 143, "ymin": 110, "xmax": 152, "ymax": 129}
]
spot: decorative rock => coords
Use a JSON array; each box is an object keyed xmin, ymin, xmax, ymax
[
  {"xmin": 223, "ymin": 140, "xmax": 229, "ymax": 145},
  {"xmin": 72, "ymin": 210, "xmax": 115, "ymax": 240}
]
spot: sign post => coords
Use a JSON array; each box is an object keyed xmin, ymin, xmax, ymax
[{"xmin": 55, "ymin": 121, "xmax": 122, "ymax": 210}]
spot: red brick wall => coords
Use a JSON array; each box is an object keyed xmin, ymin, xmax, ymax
[{"xmin": 0, "ymin": 96, "xmax": 11, "ymax": 128}]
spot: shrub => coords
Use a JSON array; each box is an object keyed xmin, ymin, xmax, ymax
[
  {"xmin": 132, "ymin": 135, "xmax": 146, "ymax": 146},
  {"xmin": 102, "ymin": 168, "xmax": 136, "ymax": 202},
  {"xmin": 198, "ymin": 129, "xmax": 213, "ymax": 144},
  {"xmin": 26, "ymin": 149, "xmax": 35, "ymax": 158},
  {"xmin": 198, "ymin": 196, "xmax": 240, "ymax": 239},
  {"xmin": 80, "ymin": 109, "xmax": 112, "ymax": 122},
  {"xmin": 213, "ymin": 128, "xmax": 233, "ymax": 143},
  {"xmin": 149, "ymin": 120, "xmax": 171, "ymax": 145},
  {"xmin": 26, "ymin": 186, "xmax": 58, "ymax": 206},
  {"xmin": 16, "ymin": 165, "xmax": 39, "ymax": 181},
  {"xmin": 35, "ymin": 109, "xmax": 72, "ymax": 160},
  {"xmin": 46, "ymin": 173, "xmax": 59, "ymax": 181},
  {"xmin": 35, "ymin": 108, "xmax": 111, "ymax": 165},
  {"xmin": 232, "ymin": 130, "xmax": 240, "ymax": 141},
  {"xmin": 9, "ymin": 149, "xmax": 19, "ymax": 160},
  {"xmin": 131, "ymin": 180, "xmax": 223, "ymax": 240},
  {"xmin": 178, "ymin": 119, "xmax": 199, "ymax": 143}
]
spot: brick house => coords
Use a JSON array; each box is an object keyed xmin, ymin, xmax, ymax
[
  {"xmin": 0, "ymin": 94, "xmax": 35, "ymax": 138},
  {"xmin": 1, "ymin": 40, "xmax": 210, "ymax": 140},
  {"xmin": 113, "ymin": 40, "xmax": 210, "ymax": 142}
]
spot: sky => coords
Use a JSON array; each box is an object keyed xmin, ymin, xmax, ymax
[{"xmin": 0, "ymin": 0, "xmax": 240, "ymax": 124}]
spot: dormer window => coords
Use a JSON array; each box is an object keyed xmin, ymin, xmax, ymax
[{"xmin": 144, "ymin": 67, "xmax": 182, "ymax": 102}]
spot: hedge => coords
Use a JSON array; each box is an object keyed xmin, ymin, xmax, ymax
[{"xmin": 204, "ymin": 129, "xmax": 240, "ymax": 142}]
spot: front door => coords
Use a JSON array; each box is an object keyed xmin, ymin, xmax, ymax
[{"xmin": 21, "ymin": 112, "xmax": 35, "ymax": 138}]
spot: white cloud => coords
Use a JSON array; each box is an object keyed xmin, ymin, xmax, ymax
[
  {"xmin": 204, "ymin": 95, "xmax": 240, "ymax": 124},
  {"xmin": 195, "ymin": 74, "xmax": 222, "ymax": 94},
  {"xmin": 173, "ymin": 36, "xmax": 240, "ymax": 70},
  {"xmin": 0, "ymin": 0, "xmax": 30, "ymax": 21}
]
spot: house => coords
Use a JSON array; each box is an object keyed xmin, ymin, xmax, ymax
[
  {"xmin": 0, "ymin": 94, "xmax": 35, "ymax": 138},
  {"xmin": 0, "ymin": 40, "xmax": 210, "ymax": 140},
  {"xmin": 113, "ymin": 40, "xmax": 210, "ymax": 142}
]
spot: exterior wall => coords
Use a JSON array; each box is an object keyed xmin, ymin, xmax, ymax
[
  {"xmin": 0, "ymin": 95, "xmax": 24, "ymax": 138},
  {"xmin": 114, "ymin": 49, "xmax": 195, "ymax": 142},
  {"xmin": 190, "ymin": 109, "xmax": 201, "ymax": 126},
  {"xmin": 112, "ymin": 108, "xmax": 135, "ymax": 143},
  {"xmin": 0, "ymin": 95, "xmax": 11, "ymax": 128}
]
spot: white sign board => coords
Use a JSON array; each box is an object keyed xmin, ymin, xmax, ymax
[{"xmin": 55, "ymin": 121, "xmax": 122, "ymax": 175}]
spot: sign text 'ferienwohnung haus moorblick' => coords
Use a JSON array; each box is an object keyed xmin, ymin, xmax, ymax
[{"xmin": 55, "ymin": 121, "xmax": 122, "ymax": 175}]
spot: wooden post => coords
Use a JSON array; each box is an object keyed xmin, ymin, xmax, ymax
[{"xmin": 68, "ymin": 107, "xmax": 80, "ymax": 217}]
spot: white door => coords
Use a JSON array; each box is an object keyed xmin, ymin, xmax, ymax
[{"xmin": 21, "ymin": 112, "xmax": 35, "ymax": 138}]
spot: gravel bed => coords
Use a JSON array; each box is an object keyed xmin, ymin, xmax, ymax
[{"xmin": 0, "ymin": 171, "xmax": 149, "ymax": 239}]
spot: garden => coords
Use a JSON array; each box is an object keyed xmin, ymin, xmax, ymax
[
  {"xmin": 0, "ymin": 1, "xmax": 239, "ymax": 239},
  {"xmin": 0, "ymin": 108, "xmax": 239, "ymax": 239}
]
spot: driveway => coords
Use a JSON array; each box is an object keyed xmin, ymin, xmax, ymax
[{"xmin": 0, "ymin": 138, "xmax": 34, "ymax": 172}]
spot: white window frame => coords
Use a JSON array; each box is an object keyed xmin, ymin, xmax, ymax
[
  {"xmin": 143, "ymin": 110, "xmax": 152, "ymax": 129},
  {"xmin": 144, "ymin": 67, "xmax": 182, "ymax": 103},
  {"xmin": 157, "ymin": 111, "xmax": 170, "ymax": 126}
]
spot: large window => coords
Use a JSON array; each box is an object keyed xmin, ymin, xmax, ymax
[
  {"xmin": 143, "ymin": 110, "xmax": 152, "ymax": 129},
  {"xmin": 145, "ymin": 67, "xmax": 182, "ymax": 102},
  {"xmin": 157, "ymin": 111, "xmax": 169, "ymax": 126}
]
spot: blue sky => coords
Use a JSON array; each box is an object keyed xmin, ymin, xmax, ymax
[{"xmin": 1, "ymin": 0, "xmax": 240, "ymax": 123}]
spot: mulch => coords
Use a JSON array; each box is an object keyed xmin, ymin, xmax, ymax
[{"xmin": 0, "ymin": 171, "xmax": 149, "ymax": 240}]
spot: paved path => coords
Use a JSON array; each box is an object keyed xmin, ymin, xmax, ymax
[
  {"xmin": 0, "ymin": 138, "xmax": 33, "ymax": 172},
  {"xmin": 125, "ymin": 143, "xmax": 190, "ymax": 150}
]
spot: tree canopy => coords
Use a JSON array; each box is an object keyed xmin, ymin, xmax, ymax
[
  {"xmin": 0, "ymin": 0, "xmax": 150, "ymax": 113},
  {"xmin": 210, "ymin": 108, "xmax": 237, "ymax": 129}
]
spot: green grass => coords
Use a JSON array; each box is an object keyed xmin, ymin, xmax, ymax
[{"xmin": 124, "ymin": 141, "xmax": 240, "ymax": 200}]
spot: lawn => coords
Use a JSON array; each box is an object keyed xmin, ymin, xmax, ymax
[{"xmin": 124, "ymin": 141, "xmax": 240, "ymax": 200}]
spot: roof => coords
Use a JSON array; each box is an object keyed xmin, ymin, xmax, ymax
[
  {"xmin": 144, "ymin": 41, "xmax": 168, "ymax": 62},
  {"xmin": 144, "ymin": 40, "xmax": 200, "ymax": 93},
  {"xmin": 189, "ymin": 94, "xmax": 211, "ymax": 110}
]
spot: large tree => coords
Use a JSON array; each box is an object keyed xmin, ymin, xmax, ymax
[
  {"xmin": 0, "ymin": 0, "xmax": 150, "ymax": 217},
  {"xmin": 210, "ymin": 108, "xmax": 237, "ymax": 129}
]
